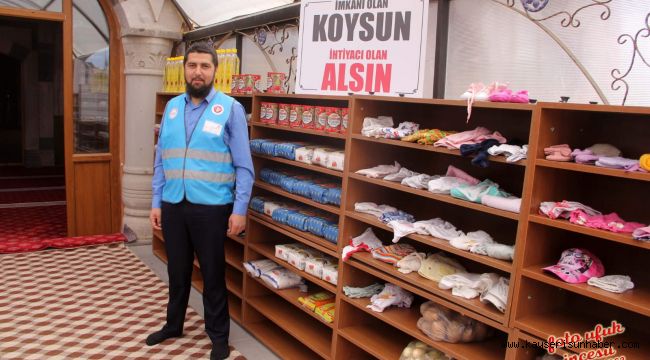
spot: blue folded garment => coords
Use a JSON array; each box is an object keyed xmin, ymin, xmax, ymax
[{"xmin": 323, "ymin": 224, "xmax": 339, "ymax": 244}]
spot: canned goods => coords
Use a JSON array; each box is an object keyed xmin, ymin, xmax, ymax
[
  {"xmin": 278, "ymin": 103, "xmax": 291, "ymax": 126},
  {"xmin": 259, "ymin": 102, "xmax": 268, "ymax": 123},
  {"xmin": 267, "ymin": 102, "xmax": 279, "ymax": 124},
  {"xmin": 341, "ymin": 107, "xmax": 349, "ymax": 134},
  {"xmin": 289, "ymin": 104, "xmax": 303, "ymax": 128},
  {"xmin": 242, "ymin": 74, "xmax": 261, "ymax": 94},
  {"xmin": 266, "ymin": 72, "xmax": 286, "ymax": 93},
  {"xmin": 315, "ymin": 106, "xmax": 329, "ymax": 131},
  {"xmin": 325, "ymin": 107, "xmax": 342, "ymax": 132},
  {"xmin": 302, "ymin": 105, "xmax": 315, "ymax": 129}
]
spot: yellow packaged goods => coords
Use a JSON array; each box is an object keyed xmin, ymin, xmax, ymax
[
  {"xmin": 314, "ymin": 302, "xmax": 335, "ymax": 323},
  {"xmin": 298, "ymin": 292, "xmax": 335, "ymax": 311}
]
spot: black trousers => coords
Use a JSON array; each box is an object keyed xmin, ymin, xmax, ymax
[{"xmin": 161, "ymin": 199, "xmax": 231, "ymax": 347}]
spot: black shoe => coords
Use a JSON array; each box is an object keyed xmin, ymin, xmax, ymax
[
  {"xmin": 145, "ymin": 329, "xmax": 182, "ymax": 346},
  {"xmin": 210, "ymin": 344, "xmax": 231, "ymax": 359}
]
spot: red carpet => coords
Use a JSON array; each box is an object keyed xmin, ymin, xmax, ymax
[
  {"xmin": 0, "ymin": 189, "xmax": 66, "ymax": 204},
  {"xmin": 0, "ymin": 205, "xmax": 67, "ymax": 241},
  {"xmin": 0, "ymin": 231, "xmax": 126, "ymax": 254}
]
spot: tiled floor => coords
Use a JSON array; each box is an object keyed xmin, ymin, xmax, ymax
[{"xmin": 128, "ymin": 243, "xmax": 280, "ymax": 360}]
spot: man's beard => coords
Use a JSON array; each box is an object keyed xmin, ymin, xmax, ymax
[{"xmin": 186, "ymin": 79, "xmax": 213, "ymax": 98}]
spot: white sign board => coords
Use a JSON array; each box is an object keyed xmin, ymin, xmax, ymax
[{"xmin": 295, "ymin": 0, "xmax": 429, "ymax": 97}]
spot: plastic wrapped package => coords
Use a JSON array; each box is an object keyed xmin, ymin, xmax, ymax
[
  {"xmin": 274, "ymin": 243, "xmax": 306, "ymax": 261},
  {"xmin": 298, "ymin": 292, "xmax": 335, "ymax": 311},
  {"xmin": 275, "ymin": 142, "xmax": 306, "ymax": 160},
  {"xmin": 304, "ymin": 255, "xmax": 336, "ymax": 278},
  {"xmin": 293, "ymin": 178, "xmax": 317, "ymax": 198},
  {"xmin": 286, "ymin": 211, "xmax": 312, "ymax": 232},
  {"xmin": 259, "ymin": 168, "xmax": 276, "ymax": 183},
  {"xmin": 326, "ymin": 150, "xmax": 345, "ymax": 171},
  {"xmin": 321, "ymin": 263, "xmax": 339, "ymax": 285},
  {"xmin": 260, "ymin": 268, "xmax": 305, "ymax": 289},
  {"xmin": 309, "ymin": 183, "xmax": 341, "ymax": 204},
  {"xmin": 249, "ymin": 196, "xmax": 266, "ymax": 213},
  {"xmin": 306, "ymin": 217, "xmax": 328, "ymax": 237},
  {"xmin": 243, "ymin": 259, "xmax": 282, "ymax": 278},
  {"xmin": 271, "ymin": 208, "xmax": 298, "ymax": 224},
  {"xmin": 249, "ymin": 139, "xmax": 272, "ymax": 154},
  {"xmin": 323, "ymin": 224, "xmax": 339, "ymax": 244},
  {"xmin": 416, "ymin": 301, "xmax": 493, "ymax": 343},
  {"xmin": 312, "ymin": 148, "xmax": 334, "ymax": 167},
  {"xmin": 287, "ymin": 247, "xmax": 322, "ymax": 270},
  {"xmin": 295, "ymin": 146, "xmax": 317, "ymax": 164},
  {"xmin": 324, "ymin": 187, "xmax": 342, "ymax": 206},
  {"xmin": 260, "ymin": 140, "xmax": 281, "ymax": 156},
  {"xmin": 399, "ymin": 341, "xmax": 449, "ymax": 360},
  {"xmin": 314, "ymin": 302, "xmax": 335, "ymax": 323}
]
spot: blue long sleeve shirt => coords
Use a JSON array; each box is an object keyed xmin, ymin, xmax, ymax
[{"xmin": 151, "ymin": 89, "xmax": 254, "ymax": 215}]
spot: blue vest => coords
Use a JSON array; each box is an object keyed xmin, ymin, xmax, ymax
[{"xmin": 160, "ymin": 92, "xmax": 236, "ymax": 205}]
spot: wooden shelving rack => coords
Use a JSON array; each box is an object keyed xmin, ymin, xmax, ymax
[{"xmin": 152, "ymin": 93, "xmax": 650, "ymax": 359}]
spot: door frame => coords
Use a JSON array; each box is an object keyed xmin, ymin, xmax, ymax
[{"xmin": 0, "ymin": 1, "xmax": 123, "ymax": 236}]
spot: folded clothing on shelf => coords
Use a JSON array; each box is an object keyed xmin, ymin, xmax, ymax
[
  {"xmin": 480, "ymin": 194, "xmax": 521, "ymax": 213},
  {"xmin": 595, "ymin": 156, "xmax": 646, "ymax": 172},
  {"xmin": 544, "ymin": 144, "xmax": 572, "ymax": 162},
  {"xmin": 354, "ymin": 202, "xmax": 398, "ymax": 218},
  {"xmin": 401, "ymin": 174, "xmax": 433, "ymax": 190},
  {"xmin": 396, "ymin": 252, "xmax": 426, "ymax": 274},
  {"xmin": 418, "ymin": 252, "xmax": 467, "ymax": 282},
  {"xmin": 356, "ymin": 161, "xmax": 401, "ymax": 179},
  {"xmin": 371, "ymin": 243, "xmax": 417, "ymax": 265},
  {"xmin": 587, "ymin": 275, "xmax": 635, "ymax": 293},
  {"xmin": 342, "ymin": 227, "xmax": 384, "ymax": 261},
  {"xmin": 487, "ymin": 144, "xmax": 528, "ymax": 163},
  {"xmin": 450, "ymin": 179, "xmax": 511, "ymax": 204},
  {"xmin": 380, "ymin": 210, "xmax": 416, "ymax": 223},
  {"xmin": 343, "ymin": 283, "xmax": 385, "ymax": 298},
  {"xmin": 416, "ymin": 301, "xmax": 493, "ymax": 343},
  {"xmin": 434, "ymin": 126, "xmax": 506, "ymax": 150},
  {"xmin": 460, "ymin": 139, "xmax": 501, "ymax": 168},
  {"xmin": 633, "ymin": 226, "xmax": 650, "ymax": 241},
  {"xmin": 438, "ymin": 272, "xmax": 499, "ymax": 300},
  {"xmin": 367, "ymin": 283, "xmax": 414, "ymax": 312},
  {"xmin": 569, "ymin": 210, "xmax": 645, "ymax": 233},
  {"xmin": 538, "ymin": 200, "xmax": 601, "ymax": 220}
]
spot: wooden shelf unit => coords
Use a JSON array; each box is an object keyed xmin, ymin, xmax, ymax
[{"xmin": 152, "ymin": 93, "xmax": 649, "ymax": 359}]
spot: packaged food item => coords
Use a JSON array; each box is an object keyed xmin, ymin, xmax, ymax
[
  {"xmin": 267, "ymin": 103, "xmax": 278, "ymax": 124},
  {"xmin": 277, "ymin": 103, "xmax": 291, "ymax": 126},
  {"xmin": 416, "ymin": 301, "xmax": 493, "ymax": 343},
  {"xmin": 295, "ymin": 146, "xmax": 317, "ymax": 164},
  {"xmin": 259, "ymin": 102, "xmax": 269, "ymax": 123},
  {"xmin": 301, "ymin": 105, "xmax": 315, "ymax": 129},
  {"xmin": 230, "ymin": 74, "xmax": 241, "ymax": 94},
  {"xmin": 274, "ymin": 243, "xmax": 306, "ymax": 261},
  {"xmin": 326, "ymin": 150, "xmax": 345, "ymax": 171},
  {"xmin": 322, "ymin": 263, "xmax": 339, "ymax": 285},
  {"xmin": 315, "ymin": 106, "xmax": 329, "ymax": 131},
  {"xmin": 325, "ymin": 107, "xmax": 342, "ymax": 132},
  {"xmin": 242, "ymin": 74, "xmax": 261, "ymax": 94},
  {"xmin": 298, "ymin": 292, "xmax": 335, "ymax": 311},
  {"xmin": 289, "ymin": 104, "xmax": 303, "ymax": 128},
  {"xmin": 341, "ymin": 107, "xmax": 349, "ymax": 134},
  {"xmin": 304, "ymin": 255, "xmax": 336, "ymax": 278},
  {"xmin": 314, "ymin": 302, "xmax": 335, "ymax": 323},
  {"xmin": 260, "ymin": 268, "xmax": 304, "ymax": 289},
  {"xmin": 267, "ymin": 72, "xmax": 286, "ymax": 93}
]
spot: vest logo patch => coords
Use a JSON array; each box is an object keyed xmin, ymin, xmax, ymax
[
  {"xmin": 203, "ymin": 120, "xmax": 223, "ymax": 136},
  {"xmin": 169, "ymin": 108, "xmax": 178, "ymax": 119},
  {"xmin": 212, "ymin": 104, "xmax": 224, "ymax": 115}
]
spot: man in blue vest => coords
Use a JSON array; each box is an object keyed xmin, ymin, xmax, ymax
[{"xmin": 147, "ymin": 42, "xmax": 253, "ymax": 360}]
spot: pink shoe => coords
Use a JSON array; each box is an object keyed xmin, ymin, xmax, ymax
[{"xmin": 509, "ymin": 90, "xmax": 529, "ymax": 103}]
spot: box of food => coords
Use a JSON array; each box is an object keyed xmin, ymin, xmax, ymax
[
  {"xmin": 241, "ymin": 74, "xmax": 261, "ymax": 94},
  {"xmin": 230, "ymin": 74, "xmax": 241, "ymax": 94},
  {"xmin": 325, "ymin": 107, "xmax": 342, "ymax": 133},
  {"xmin": 341, "ymin": 107, "xmax": 349, "ymax": 134},
  {"xmin": 259, "ymin": 102, "xmax": 269, "ymax": 123},
  {"xmin": 289, "ymin": 104, "xmax": 303, "ymax": 128},
  {"xmin": 267, "ymin": 102, "xmax": 278, "ymax": 124},
  {"xmin": 301, "ymin": 105, "xmax": 315, "ymax": 129},
  {"xmin": 266, "ymin": 72, "xmax": 286, "ymax": 93},
  {"xmin": 277, "ymin": 103, "xmax": 291, "ymax": 126},
  {"xmin": 314, "ymin": 106, "xmax": 329, "ymax": 131}
]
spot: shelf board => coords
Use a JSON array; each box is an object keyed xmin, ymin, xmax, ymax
[
  {"xmin": 521, "ymin": 266, "xmax": 650, "ymax": 317},
  {"xmin": 351, "ymin": 252, "xmax": 506, "ymax": 323},
  {"xmin": 228, "ymin": 293, "xmax": 242, "ymax": 324},
  {"xmin": 252, "ymin": 153, "xmax": 343, "ymax": 178},
  {"xmin": 254, "ymin": 92, "xmax": 349, "ymax": 101},
  {"xmin": 536, "ymin": 159, "xmax": 650, "ymax": 182},
  {"xmin": 351, "ymin": 134, "xmax": 527, "ymax": 167},
  {"xmin": 353, "ymin": 94, "xmax": 536, "ymax": 111},
  {"xmin": 152, "ymin": 228, "xmax": 163, "ymax": 241},
  {"xmin": 253, "ymin": 121, "xmax": 347, "ymax": 139},
  {"xmin": 155, "ymin": 111, "xmax": 164, "ymax": 116},
  {"xmin": 346, "ymin": 211, "xmax": 514, "ymax": 273},
  {"xmin": 348, "ymin": 173, "xmax": 520, "ymax": 220},
  {"xmin": 337, "ymin": 323, "xmax": 411, "ymax": 360},
  {"xmin": 227, "ymin": 232, "xmax": 245, "ymax": 245},
  {"xmin": 249, "ymin": 212, "xmax": 338, "ymax": 257},
  {"xmin": 249, "ymin": 273, "xmax": 334, "ymax": 328},
  {"xmin": 249, "ymin": 240, "xmax": 338, "ymax": 293},
  {"xmin": 514, "ymin": 329, "xmax": 576, "ymax": 358},
  {"xmin": 341, "ymin": 297, "xmax": 506, "ymax": 360},
  {"xmin": 245, "ymin": 321, "xmax": 324, "ymax": 360},
  {"xmin": 225, "ymin": 266, "xmax": 243, "ymax": 298},
  {"xmin": 246, "ymin": 295, "xmax": 332, "ymax": 359},
  {"xmin": 528, "ymin": 215, "xmax": 650, "ymax": 250},
  {"xmin": 514, "ymin": 311, "xmax": 650, "ymax": 359},
  {"xmin": 254, "ymin": 181, "xmax": 341, "ymax": 215}
]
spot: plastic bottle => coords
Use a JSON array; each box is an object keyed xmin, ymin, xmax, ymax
[
  {"xmin": 214, "ymin": 49, "xmax": 225, "ymax": 91},
  {"xmin": 223, "ymin": 49, "xmax": 234, "ymax": 93}
]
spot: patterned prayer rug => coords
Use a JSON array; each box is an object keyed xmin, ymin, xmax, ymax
[{"xmin": 0, "ymin": 244, "xmax": 246, "ymax": 359}]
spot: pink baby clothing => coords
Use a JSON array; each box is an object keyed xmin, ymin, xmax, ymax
[
  {"xmin": 367, "ymin": 283, "xmax": 414, "ymax": 312},
  {"xmin": 356, "ymin": 161, "xmax": 401, "ymax": 178},
  {"xmin": 595, "ymin": 156, "xmax": 647, "ymax": 173},
  {"xmin": 342, "ymin": 227, "xmax": 384, "ymax": 261},
  {"xmin": 633, "ymin": 226, "xmax": 650, "ymax": 241},
  {"xmin": 544, "ymin": 144, "xmax": 572, "ymax": 162},
  {"xmin": 434, "ymin": 127, "xmax": 507, "ymax": 150},
  {"xmin": 445, "ymin": 165, "xmax": 480, "ymax": 185},
  {"xmin": 539, "ymin": 201, "xmax": 601, "ymax": 220},
  {"xmin": 481, "ymin": 195, "xmax": 521, "ymax": 213},
  {"xmin": 571, "ymin": 149, "xmax": 600, "ymax": 164},
  {"xmin": 569, "ymin": 210, "xmax": 646, "ymax": 234}
]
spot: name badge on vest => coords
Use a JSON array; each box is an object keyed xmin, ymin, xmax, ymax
[{"xmin": 203, "ymin": 120, "xmax": 223, "ymax": 136}]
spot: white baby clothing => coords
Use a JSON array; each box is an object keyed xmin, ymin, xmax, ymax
[
  {"xmin": 354, "ymin": 202, "xmax": 398, "ymax": 218},
  {"xmin": 402, "ymin": 174, "xmax": 434, "ymax": 189},
  {"xmin": 413, "ymin": 218, "xmax": 464, "ymax": 242},
  {"xmin": 587, "ymin": 275, "xmax": 634, "ymax": 293},
  {"xmin": 384, "ymin": 167, "xmax": 419, "ymax": 182},
  {"xmin": 356, "ymin": 162, "xmax": 401, "ymax": 179},
  {"xmin": 396, "ymin": 252, "xmax": 426, "ymax": 274},
  {"xmin": 367, "ymin": 283, "xmax": 414, "ymax": 312}
]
